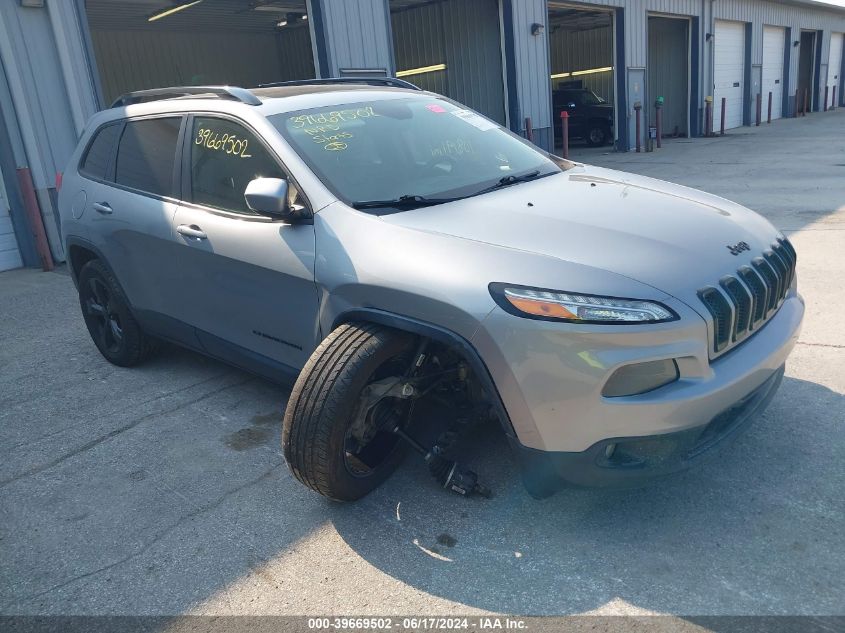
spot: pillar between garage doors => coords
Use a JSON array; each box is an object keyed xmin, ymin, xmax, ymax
[{"xmin": 307, "ymin": 0, "xmax": 395, "ymax": 78}]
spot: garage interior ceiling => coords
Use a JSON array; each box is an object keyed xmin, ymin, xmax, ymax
[
  {"xmin": 85, "ymin": 0, "xmax": 308, "ymax": 32},
  {"xmin": 548, "ymin": 5, "xmax": 611, "ymax": 33},
  {"xmin": 389, "ymin": 0, "xmax": 447, "ymax": 13}
]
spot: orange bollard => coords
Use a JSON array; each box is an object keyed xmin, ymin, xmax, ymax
[{"xmin": 560, "ymin": 110, "xmax": 569, "ymax": 159}]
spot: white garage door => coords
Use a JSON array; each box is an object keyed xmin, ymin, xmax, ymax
[
  {"xmin": 829, "ymin": 32, "xmax": 843, "ymax": 108},
  {"xmin": 0, "ymin": 167, "xmax": 23, "ymax": 272},
  {"xmin": 714, "ymin": 20, "xmax": 746, "ymax": 130},
  {"xmin": 762, "ymin": 26, "xmax": 785, "ymax": 120}
]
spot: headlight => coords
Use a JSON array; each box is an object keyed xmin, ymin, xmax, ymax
[{"xmin": 490, "ymin": 284, "xmax": 677, "ymax": 323}]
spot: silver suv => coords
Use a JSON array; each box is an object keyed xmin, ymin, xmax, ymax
[{"xmin": 59, "ymin": 79, "xmax": 804, "ymax": 501}]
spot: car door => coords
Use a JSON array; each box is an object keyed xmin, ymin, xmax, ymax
[
  {"xmin": 84, "ymin": 115, "xmax": 184, "ymax": 324},
  {"xmin": 171, "ymin": 114, "xmax": 318, "ymax": 374}
]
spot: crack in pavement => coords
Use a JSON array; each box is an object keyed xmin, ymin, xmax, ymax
[
  {"xmin": 0, "ymin": 376, "xmax": 256, "ymax": 488},
  {"xmin": 3, "ymin": 464, "xmax": 283, "ymax": 610},
  {"xmin": 0, "ymin": 371, "xmax": 236, "ymax": 452},
  {"xmin": 796, "ymin": 341, "xmax": 845, "ymax": 350}
]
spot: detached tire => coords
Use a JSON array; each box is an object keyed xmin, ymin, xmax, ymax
[
  {"xmin": 283, "ymin": 322, "xmax": 414, "ymax": 501},
  {"xmin": 77, "ymin": 259, "xmax": 158, "ymax": 367}
]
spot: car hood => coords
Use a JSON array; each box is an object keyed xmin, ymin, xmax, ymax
[{"xmin": 379, "ymin": 164, "xmax": 783, "ymax": 308}]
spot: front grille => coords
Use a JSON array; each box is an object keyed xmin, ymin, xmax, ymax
[
  {"xmin": 719, "ymin": 276, "xmax": 752, "ymax": 342},
  {"xmin": 697, "ymin": 237, "xmax": 796, "ymax": 355}
]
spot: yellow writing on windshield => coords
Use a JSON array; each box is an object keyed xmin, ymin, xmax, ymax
[{"xmin": 289, "ymin": 106, "xmax": 378, "ymax": 129}]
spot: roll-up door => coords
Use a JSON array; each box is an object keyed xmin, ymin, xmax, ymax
[
  {"xmin": 0, "ymin": 167, "xmax": 23, "ymax": 272},
  {"xmin": 714, "ymin": 20, "xmax": 746, "ymax": 130},
  {"xmin": 829, "ymin": 33, "xmax": 843, "ymax": 108},
  {"xmin": 762, "ymin": 26, "xmax": 785, "ymax": 120}
]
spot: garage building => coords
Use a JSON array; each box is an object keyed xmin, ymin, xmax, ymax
[{"xmin": 1, "ymin": 0, "xmax": 845, "ymax": 271}]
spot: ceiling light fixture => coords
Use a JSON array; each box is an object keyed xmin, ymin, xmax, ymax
[
  {"xmin": 550, "ymin": 66, "xmax": 612, "ymax": 80},
  {"xmin": 148, "ymin": 0, "xmax": 204, "ymax": 23},
  {"xmin": 396, "ymin": 63, "xmax": 446, "ymax": 78}
]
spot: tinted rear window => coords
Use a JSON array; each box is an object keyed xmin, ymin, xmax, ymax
[
  {"xmin": 80, "ymin": 123, "xmax": 121, "ymax": 180},
  {"xmin": 115, "ymin": 117, "xmax": 182, "ymax": 197}
]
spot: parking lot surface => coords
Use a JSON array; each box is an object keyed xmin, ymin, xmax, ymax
[{"xmin": 1, "ymin": 110, "xmax": 844, "ymax": 617}]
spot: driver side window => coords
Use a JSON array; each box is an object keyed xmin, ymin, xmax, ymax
[{"xmin": 190, "ymin": 117, "xmax": 301, "ymax": 214}]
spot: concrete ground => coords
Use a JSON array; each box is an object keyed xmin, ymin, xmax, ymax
[{"xmin": 1, "ymin": 110, "xmax": 844, "ymax": 618}]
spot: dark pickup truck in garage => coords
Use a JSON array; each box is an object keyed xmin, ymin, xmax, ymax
[{"xmin": 553, "ymin": 87, "xmax": 614, "ymax": 147}]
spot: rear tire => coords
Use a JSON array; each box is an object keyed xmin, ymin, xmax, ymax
[
  {"xmin": 282, "ymin": 322, "xmax": 414, "ymax": 501},
  {"xmin": 77, "ymin": 259, "xmax": 158, "ymax": 367}
]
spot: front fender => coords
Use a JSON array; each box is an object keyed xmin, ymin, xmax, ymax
[{"xmin": 330, "ymin": 307, "xmax": 516, "ymax": 440}]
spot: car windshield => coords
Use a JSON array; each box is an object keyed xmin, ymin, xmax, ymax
[
  {"xmin": 563, "ymin": 90, "xmax": 607, "ymax": 105},
  {"xmin": 573, "ymin": 90, "xmax": 605, "ymax": 105},
  {"xmin": 269, "ymin": 96, "xmax": 562, "ymax": 212}
]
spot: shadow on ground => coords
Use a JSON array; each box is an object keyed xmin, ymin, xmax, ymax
[{"xmin": 330, "ymin": 374, "xmax": 843, "ymax": 614}]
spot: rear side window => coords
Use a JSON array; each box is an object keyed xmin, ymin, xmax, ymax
[
  {"xmin": 80, "ymin": 123, "xmax": 120, "ymax": 180},
  {"xmin": 115, "ymin": 117, "xmax": 182, "ymax": 197},
  {"xmin": 189, "ymin": 117, "xmax": 285, "ymax": 214}
]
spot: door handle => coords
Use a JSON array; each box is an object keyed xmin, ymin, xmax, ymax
[
  {"xmin": 92, "ymin": 202, "xmax": 112, "ymax": 215},
  {"xmin": 176, "ymin": 224, "xmax": 207, "ymax": 240}
]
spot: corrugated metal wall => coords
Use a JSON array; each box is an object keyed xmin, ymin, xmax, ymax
[
  {"xmin": 90, "ymin": 30, "xmax": 287, "ymax": 103},
  {"xmin": 710, "ymin": 0, "xmax": 845, "ymax": 114},
  {"xmin": 549, "ymin": 26, "xmax": 614, "ymax": 103},
  {"xmin": 391, "ymin": 0, "xmax": 506, "ymax": 124},
  {"xmin": 278, "ymin": 26, "xmax": 317, "ymax": 82},
  {"xmin": 0, "ymin": 0, "xmax": 81, "ymax": 261},
  {"xmin": 392, "ymin": 2, "xmax": 448, "ymax": 95},
  {"xmin": 317, "ymin": 0, "xmax": 394, "ymax": 75},
  {"xmin": 509, "ymin": 0, "xmax": 553, "ymax": 143}
]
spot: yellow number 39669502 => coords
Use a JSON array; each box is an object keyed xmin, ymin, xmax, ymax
[{"xmin": 194, "ymin": 128, "xmax": 252, "ymax": 159}]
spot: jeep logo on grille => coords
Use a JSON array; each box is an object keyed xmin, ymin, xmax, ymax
[{"xmin": 727, "ymin": 241, "xmax": 751, "ymax": 256}]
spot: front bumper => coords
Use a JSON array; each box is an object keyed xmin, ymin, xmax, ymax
[
  {"xmin": 470, "ymin": 289, "xmax": 803, "ymax": 491},
  {"xmin": 509, "ymin": 365, "xmax": 784, "ymax": 497}
]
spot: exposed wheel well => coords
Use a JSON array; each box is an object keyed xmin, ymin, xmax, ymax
[
  {"xmin": 331, "ymin": 309, "xmax": 515, "ymax": 438},
  {"xmin": 68, "ymin": 244, "xmax": 98, "ymax": 282}
]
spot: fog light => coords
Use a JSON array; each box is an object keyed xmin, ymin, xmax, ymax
[{"xmin": 602, "ymin": 359, "xmax": 679, "ymax": 397}]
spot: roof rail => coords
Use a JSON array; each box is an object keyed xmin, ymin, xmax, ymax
[
  {"xmin": 257, "ymin": 77, "xmax": 422, "ymax": 91},
  {"xmin": 110, "ymin": 86, "xmax": 261, "ymax": 108}
]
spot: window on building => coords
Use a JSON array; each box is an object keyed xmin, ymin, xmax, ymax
[
  {"xmin": 80, "ymin": 123, "xmax": 121, "ymax": 180},
  {"xmin": 115, "ymin": 117, "xmax": 182, "ymax": 197},
  {"xmin": 189, "ymin": 117, "xmax": 291, "ymax": 214}
]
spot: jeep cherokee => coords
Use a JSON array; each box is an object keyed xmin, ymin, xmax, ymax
[{"xmin": 59, "ymin": 79, "xmax": 803, "ymax": 500}]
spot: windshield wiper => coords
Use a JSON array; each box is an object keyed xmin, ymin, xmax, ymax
[
  {"xmin": 352, "ymin": 194, "xmax": 460, "ymax": 210},
  {"xmin": 470, "ymin": 169, "xmax": 544, "ymax": 197},
  {"xmin": 352, "ymin": 170, "xmax": 549, "ymax": 211}
]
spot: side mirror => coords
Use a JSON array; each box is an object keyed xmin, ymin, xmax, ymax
[{"xmin": 245, "ymin": 177, "xmax": 295, "ymax": 219}]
